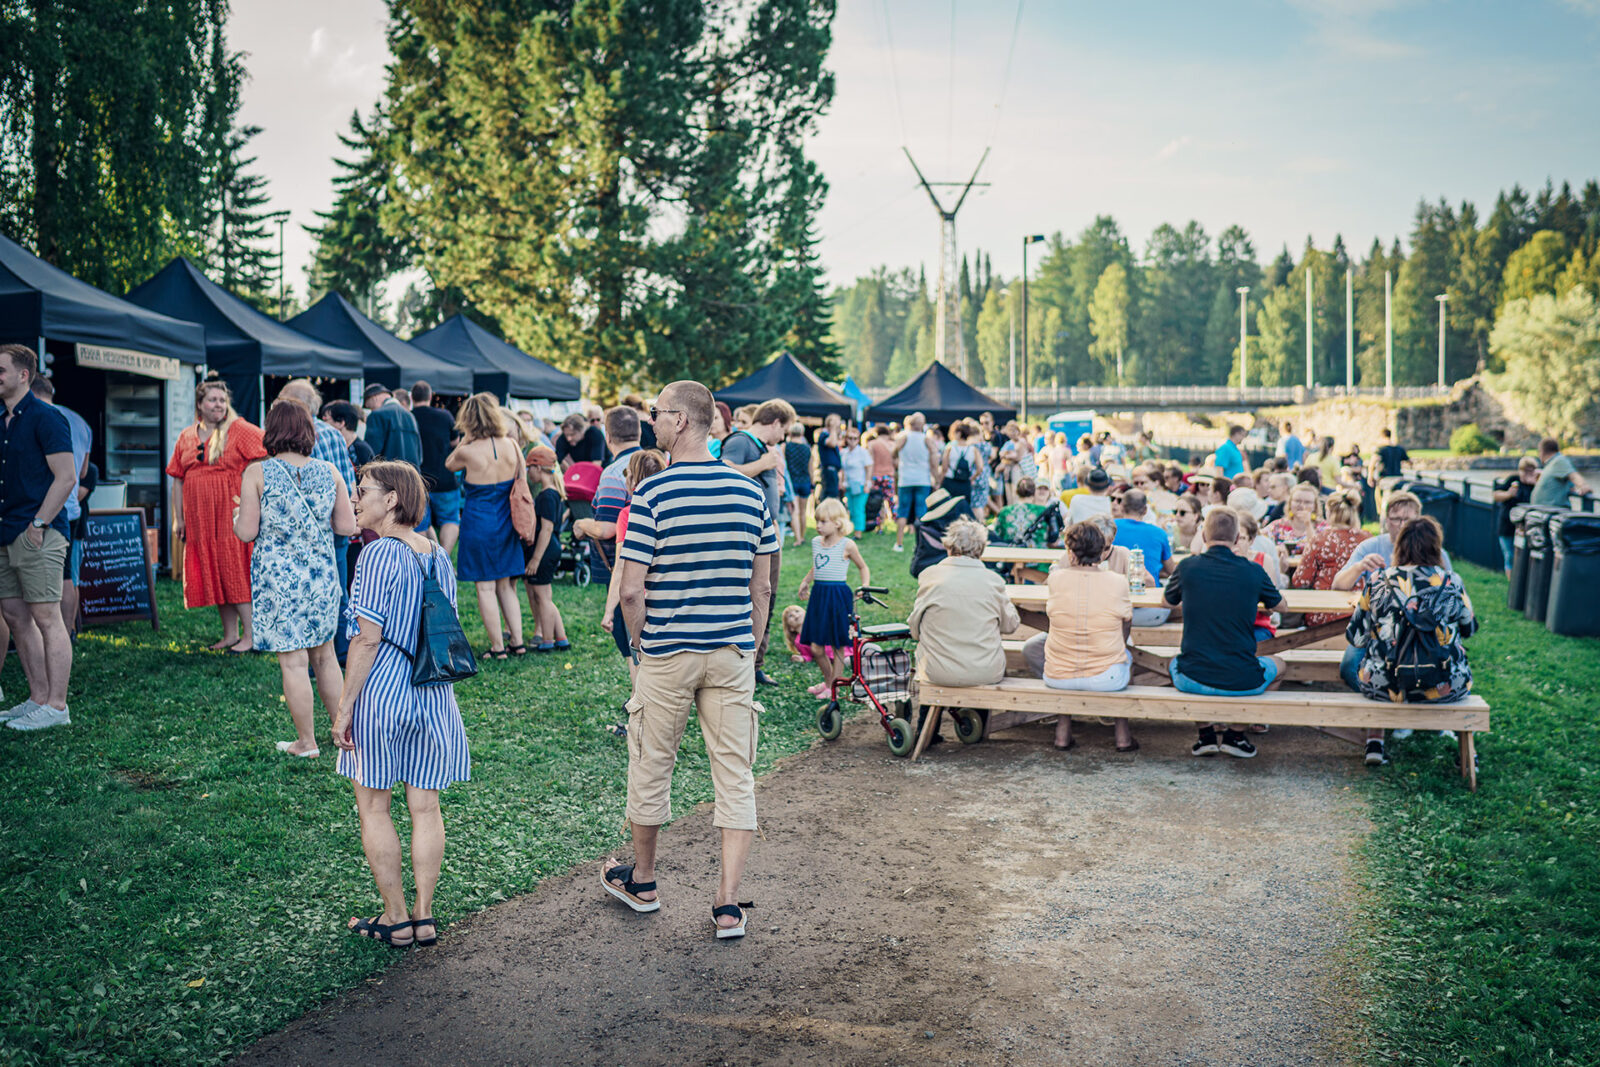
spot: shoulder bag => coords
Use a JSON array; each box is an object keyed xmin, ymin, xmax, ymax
[{"xmin": 381, "ymin": 546, "xmax": 479, "ymax": 687}]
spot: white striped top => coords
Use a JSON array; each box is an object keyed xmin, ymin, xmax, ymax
[
  {"xmin": 618, "ymin": 461, "xmax": 780, "ymax": 656},
  {"xmin": 811, "ymin": 535, "xmax": 852, "ymax": 582}
]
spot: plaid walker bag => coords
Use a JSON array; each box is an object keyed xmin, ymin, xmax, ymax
[{"xmin": 852, "ymin": 645, "xmax": 912, "ymax": 705}]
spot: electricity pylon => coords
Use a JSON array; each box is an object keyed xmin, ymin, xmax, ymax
[{"xmin": 904, "ymin": 147, "xmax": 989, "ymax": 378}]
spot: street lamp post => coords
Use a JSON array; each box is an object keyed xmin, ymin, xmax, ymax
[
  {"xmin": 1345, "ymin": 268, "xmax": 1354, "ymax": 391},
  {"xmin": 1304, "ymin": 267, "xmax": 1314, "ymax": 391},
  {"xmin": 1021, "ymin": 234, "xmax": 1044, "ymax": 420},
  {"xmin": 267, "ymin": 211, "xmax": 290, "ymax": 319},
  {"xmin": 1435, "ymin": 293, "xmax": 1449, "ymax": 389},
  {"xmin": 1236, "ymin": 286, "xmax": 1250, "ymax": 392},
  {"xmin": 1384, "ymin": 269, "xmax": 1394, "ymax": 398},
  {"xmin": 1003, "ymin": 286, "xmax": 1016, "ymax": 399}
]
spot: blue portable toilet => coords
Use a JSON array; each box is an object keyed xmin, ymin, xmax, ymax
[{"xmin": 1047, "ymin": 409, "xmax": 1095, "ymax": 443}]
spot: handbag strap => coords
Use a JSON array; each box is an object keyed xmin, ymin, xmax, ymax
[
  {"xmin": 270, "ymin": 458, "xmax": 322, "ymax": 531},
  {"xmin": 377, "ymin": 545, "xmax": 439, "ymax": 661}
]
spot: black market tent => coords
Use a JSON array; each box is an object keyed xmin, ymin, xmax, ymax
[
  {"xmin": 714, "ymin": 351, "xmax": 853, "ymax": 420},
  {"xmin": 409, "ymin": 313, "xmax": 580, "ymax": 402},
  {"xmin": 0, "ymin": 233, "xmax": 205, "ymax": 363},
  {"xmin": 287, "ymin": 292, "xmax": 474, "ymax": 396},
  {"xmin": 125, "ymin": 258, "xmax": 362, "ymax": 420},
  {"xmin": 864, "ymin": 361, "xmax": 1016, "ymax": 425}
]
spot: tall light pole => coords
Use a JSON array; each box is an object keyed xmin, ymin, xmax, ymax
[
  {"xmin": 1003, "ymin": 286, "xmax": 1016, "ymax": 399},
  {"xmin": 1304, "ymin": 266, "xmax": 1314, "ymax": 391},
  {"xmin": 1236, "ymin": 286, "xmax": 1250, "ymax": 391},
  {"xmin": 1021, "ymin": 234, "xmax": 1044, "ymax": 420},
  {"xmin": 1384, "ymin": 269, "xmax": 1394, "ymax": 398},
  {"xmin": 1345, "ymin": 268, "xmax": 1354, "ymax": 391},
  {"xmin": 1435, "ymin": 293, "xmax": 1449, "ymax": 388},
  {"xmin": 268, "ymin": 210, "xmax": 290, "ymax": 319}
]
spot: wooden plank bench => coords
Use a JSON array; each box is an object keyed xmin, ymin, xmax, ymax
[
  {"xmin": 913, "ymin": 677, "xmax": 1490, "ymax": 790},
  {"xmin": 1000, "ymin": 639, "xmax": 1347, "ymax": 684}
]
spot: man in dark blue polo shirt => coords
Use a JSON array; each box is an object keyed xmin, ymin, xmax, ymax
[
  {"xmin": 1163, "ymin": 505, "xmax": 1286, "ymax": 759},
  {"xmin": 0, "ymin": 345, "xmax": 78, "ymax": 732}
]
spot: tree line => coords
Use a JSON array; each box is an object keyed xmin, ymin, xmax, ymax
[{"xmin": 830, "ymin": 180, "xmax": 1600, "ymax": 394}]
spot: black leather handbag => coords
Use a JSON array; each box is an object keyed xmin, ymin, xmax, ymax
[{"xmin": 383, "ymin": 548, "xmax": 478, "ymax": 687}]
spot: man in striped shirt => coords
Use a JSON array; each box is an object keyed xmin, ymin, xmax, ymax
[{"xmin": 604, "ymin": 380, "xmax": 777, "ymax": 939}]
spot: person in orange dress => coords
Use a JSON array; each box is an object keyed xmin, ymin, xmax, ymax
[
  {"xmin": 1292, "ymin": 488, "xmax": 1369, "ymax": 626},
  {"xmin": 166, "ymin": 378, "xmax": 266, "ymax": 651}
]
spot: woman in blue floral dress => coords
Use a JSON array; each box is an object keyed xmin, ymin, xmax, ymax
[{"xmin": 234, "ymin": 400, "xmax": 357, "ymax": 758}]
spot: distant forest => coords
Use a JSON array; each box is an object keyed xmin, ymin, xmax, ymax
[{"xmin": 828, "ymin": 179, "xmax": 1600, "ymax": 391}]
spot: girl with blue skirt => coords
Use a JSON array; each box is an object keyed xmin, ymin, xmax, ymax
[{"xmin": 798, "ymin": 498, "xmax": 871, "ymax": 699}]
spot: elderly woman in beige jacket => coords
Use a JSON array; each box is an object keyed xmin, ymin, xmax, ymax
[{"xmin": 908, "ymin": 517, "xmax": 1020, "ymax": 698}]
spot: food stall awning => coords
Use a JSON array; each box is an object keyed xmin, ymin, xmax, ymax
[
  {"xmin": 0, "ymin": 233, "xmax": 205, "ymax": 363},
  {"xmin": 410, "ymin": 313, "xmax": 580, "ymax": 401},
  {"xmin": 125, "ymin": 258, "xmax": 362, "ymax": 419},
  {"xmin": 714, "ymin": 352, "xmax": 853, "ymax": 419},
  {"xmin": 287, "ymin": 293, "xmax": 473, "ymax": 396}
]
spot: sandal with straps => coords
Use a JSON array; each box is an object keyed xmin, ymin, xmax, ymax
[
  {"xmin": 601, "ymin": 862, "xmax": 660, "ymax": 913},
  {"xmin": 712, "ymin": 902, "xmax": 754, "ymax": 940},
  {"xmin": 348, "ymin": 915, "xmax": 414, "ymax": 946},
  {"xmin": 411, "ymin": 916, "xmax": 438, "ymax": 947}
]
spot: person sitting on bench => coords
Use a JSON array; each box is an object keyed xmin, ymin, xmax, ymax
[
  {"xmin": 1162, "ymin": 506, "xmax": 1286, "ymax": 760},
  {"xmin": 1019, "ymin": 521, "xmax": 1137, "ymax": 752}
]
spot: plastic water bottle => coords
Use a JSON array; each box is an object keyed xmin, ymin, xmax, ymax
[{"xmin": 1128, "ymin": 548, "xmax": 1146, "ymax": 595}]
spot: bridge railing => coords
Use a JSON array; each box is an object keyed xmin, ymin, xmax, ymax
[{"xmin": 858, "ymin": 383, "xmax": 1449, "ymax": 407}]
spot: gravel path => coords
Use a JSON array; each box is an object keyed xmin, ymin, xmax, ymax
[{"xmin": 236, "ymin": 716, "xmax": 1369, "ymax": 1066}]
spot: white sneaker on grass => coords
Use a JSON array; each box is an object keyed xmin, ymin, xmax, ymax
[
  {"xmin": 7, "ymin": 704, "xmax": 69, "ymax": 731},
  {"xmin": 0, "ymin": 700, "xmax": 40, "ymax": 723}
]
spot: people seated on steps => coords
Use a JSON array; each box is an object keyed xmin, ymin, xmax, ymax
[{"xmin": 1162, "ymin": 506, "xmax": 1286, "ymax": 760}]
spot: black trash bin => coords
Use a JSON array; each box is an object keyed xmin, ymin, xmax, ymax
[
  {"xmin": 1508, "ymin": 505, "xmax": 1560, "ymax": 612},
  {"xmin": 1546, "ymin": 514, "xmax": 1600, "ymax": 636},
  {"xmin": 1522, "ymin": 508, "xmax": 1567, "ymax": 624}
]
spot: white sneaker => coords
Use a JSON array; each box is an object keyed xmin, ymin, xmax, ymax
[
  {"xmin": 892, "ymin": 544, "xmax": 904, "ymax": 552},
  {"xmin": 0, "ymin": 700, "xmax": 39, "ymax": 723},
  {"xmin": 7, "ymin": 703, "xmax": 69, "ymax": 731}
]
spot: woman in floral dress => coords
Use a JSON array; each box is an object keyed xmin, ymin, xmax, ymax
[
  {"xmin": 233, "ymin": 401, "xmax": 357, "ymax": 757},
  {"xmin": 166, "ymin": 378, "xmax": 267, "ymax": 651}
]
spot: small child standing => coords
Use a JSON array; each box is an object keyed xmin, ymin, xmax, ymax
[{"xmin": 797, "ymin": 498, "xmax": 870, "ymax": 699}]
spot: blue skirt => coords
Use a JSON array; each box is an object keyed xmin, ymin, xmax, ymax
[
  {"xmin": 801, "ymin": 581, "xmax": 852, "ymax": 648},
  {"xmin": 456, "ymin": 480, "xmax": 525, "ymax": 581}
]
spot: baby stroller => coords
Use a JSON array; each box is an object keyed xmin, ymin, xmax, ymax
[
  {"xmin": 552, "ymin": 496, "xmax": 595, "ymax": 587},
  {"xmin": 910, "ymin": 487, "xmax": 974, "ymax": 578}
]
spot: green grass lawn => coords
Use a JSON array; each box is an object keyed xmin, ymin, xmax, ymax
[
  {"xmin": 0, "ymin": 529, "xmax": 919, "ymax": 1066},
  {"xmin": 1356, "ymin": 563, "xmax": 1600, "ymax": 1066}
]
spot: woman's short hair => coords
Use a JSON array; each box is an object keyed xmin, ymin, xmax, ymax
[
  {"xmin": 456, "ymin": 392, "xmax": 508, "ymax": 440},
  {"xmin": 1065, "ymin": 520, "xmax": 1105, "ymax": 565},
  {"xmin": 1297, "ymin": 467, "xmax": 1322, "ymax": 488},
  {"xmin": 1394, "ymin": 516, "xmax": 1445, "ymax": 567},
  {"xmin": 1324, "ymin": 488, "xmax": 1361, "ymax": 528},
  {"xmin": 941, "ymin": 516, "xmax": 988, "ymax": 558},
  {"xmin": 359, "ymin": 460, "xmax": 427, "ymax": 527},
  {"xmin": 262, "ymin": 399, "xmax": 316, "ymax": 457},
  {"xmin": 1236, "ymin": 510, "xmax": 1260, "ymax": 541}
]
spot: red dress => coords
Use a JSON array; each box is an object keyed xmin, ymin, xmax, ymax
[
  {"xmin": 1293, "ymin": 526, "xmax": 1370, "ymax": 626},
  {"xmin": 166, "ymin": 420, "xmax": 267, "ymax": 609}
]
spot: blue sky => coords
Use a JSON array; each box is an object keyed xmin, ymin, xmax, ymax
[{"xmin": 232, "ymin": 0, "xmax": 1600, "ymax": 295}]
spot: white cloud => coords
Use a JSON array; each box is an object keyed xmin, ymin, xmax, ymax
[
  {"xmin": 1154, "ymin": 135, "xmax": 1193, "ymax": 161},
  {"xmin": 1560, "ymin": 0, "xmax": 1600, "ymax": 17},
  {"xmin": 303, "ymin": 26, "xmax": 379, "ymax": 91},
  {"xmin": 1319, "ymin": 25, "xmax": 1421, "ymax": 60}
]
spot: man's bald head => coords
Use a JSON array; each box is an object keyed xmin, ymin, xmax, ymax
[{"xmin": 660, "ymin": 380, "xmax": 713, "ymax": 435}]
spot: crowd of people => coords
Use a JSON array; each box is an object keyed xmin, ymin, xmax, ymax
[{"xmin": 6, "ymin": 339, "xmax": 1590, "ymax": 946}]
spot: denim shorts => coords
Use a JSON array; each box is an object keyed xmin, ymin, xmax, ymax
[
  {"xmin": 897, "ymin": 485, "xmax": 931, "ymax": 522},
  {"xmin": 1498, "ymin": 534, "xmax": 1515, "ymax": 572},
  {"xmin": 426, "ymin": 488, "xmax": 464, "ymax": 527},
  {"xmin": 1170, "ymin": 655, "xmax": 1281, "ymax": 698}
]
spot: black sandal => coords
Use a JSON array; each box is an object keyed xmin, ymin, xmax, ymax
[
  {"xmin": 348, "ymin": 915, "xmax": 414, "ymax": 946},
  {"xmin": 712, "ymin": 902, "xmax": 753, "ymax": 940},
  {"xmin": 601, "ymin": 862, "xmax": 660, "ymax": 913},
  {"xmin": 411, "ymin": 917, "xmax": 438, "ymax": 947},
  {"xmin": 506, "ymin": 644, "xmax": 528, "ymax": 657},
  {"xmin": 482, "ymin": 647, "xmax": 509, "ymax": 661}
]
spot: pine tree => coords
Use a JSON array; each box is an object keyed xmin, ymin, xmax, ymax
[
  {"xmin": 308, "ymin": 109, "xmax": 412, "ymax": 313},
  {"xmin": 210, "ymin": 124, "xmax": 278, "ymax": 309}
]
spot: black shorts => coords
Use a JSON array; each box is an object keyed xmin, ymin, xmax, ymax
[{"xmin": 523, "ymin": 539, "xmax": 559, "ymax": 586}]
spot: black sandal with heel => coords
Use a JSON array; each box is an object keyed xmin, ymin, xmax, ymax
[
  {"xmin": 601, "ymin": 863, "xmax": 660, "ymax": 913},
  {"xmin": 411, "ymin": 917, "xmax": 438, "ymax": 947},
  {"xmin": 712, "ymin": 902, "xmax": 753, "ymax": 940},
  {"xmin": 348, "ymin": 915, "xmax": 414, "ymax": 946}
]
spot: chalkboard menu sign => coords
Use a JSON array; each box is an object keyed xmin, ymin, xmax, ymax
[{"xmin": 78, "ymin": 508, "xmax": 159, "ymax": 629}]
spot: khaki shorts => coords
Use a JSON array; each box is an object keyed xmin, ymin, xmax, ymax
[
  {"xmin": 0, "ymin": 529, "xmax": 68, "ymax": 603},
  {"xmin": 625, "ymin": 645, "xmax": 759, "ymax": 831}
]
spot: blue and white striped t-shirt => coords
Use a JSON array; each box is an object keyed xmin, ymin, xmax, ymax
[{"xmin": 618, "ymin": 461, "xmax": 780, "ymax": 656}]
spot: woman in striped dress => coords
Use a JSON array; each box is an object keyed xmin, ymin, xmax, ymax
[{"xmin": 333, "ymin": 461, "xmax": 471, "ymax": 948}]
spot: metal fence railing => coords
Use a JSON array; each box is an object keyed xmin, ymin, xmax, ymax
[{"xmin": 856, "ymin": 383, "xmax": 1452, "ymax": 407}]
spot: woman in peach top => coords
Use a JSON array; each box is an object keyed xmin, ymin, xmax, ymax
[{"xmin": 1023, "ymin": 521, "xmax": 1135, "ymax": 752}]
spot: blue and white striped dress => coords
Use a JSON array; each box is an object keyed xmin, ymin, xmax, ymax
[{"xmin": 336, "ymin": 538, "xmax": 472, "ymax": 791}]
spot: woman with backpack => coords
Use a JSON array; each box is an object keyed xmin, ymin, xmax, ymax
[
  {"xmin": 334, "ymin": 460, "xmax": 473, "ymax": 948},
  {"xmin": 1343, "ymin": 515, "xmax": 1478, "ymax": 767}
]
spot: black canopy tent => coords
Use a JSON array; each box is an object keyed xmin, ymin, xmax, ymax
[
  {"xmin": 125, "ymin": 258, "xmax": 362, "ymax": 420},
  {"xmin": 0, "ymin": 234, "xmax": 205, "ymax": 361},
  {"xmin": 864, "ymin": 361, "xmax": 1015, "ymax": 425},
  {"xmin": 714, "ymin": 351, "xmax": 853, "ymax": 420},
  {"xmin": 287, "ymin": 293, "xmax": 474, "ymax": 397},
  {"xmin": 0, "ymin": 233, "xmax": 207, "ymax": 560},
  {"xmin": 409, "ymin": 313, "xmax": 580, "ymax": 402}
]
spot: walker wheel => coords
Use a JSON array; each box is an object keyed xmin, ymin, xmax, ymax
[
  {"xmin": 886, "ymin": 717, "xmax": 916, "ymax": 757},
  {"xmin": 952, "ymin": 708, "xmax": 987, "ymax": 745},
  {"xmin": 817, "ymin": 699, "xmax": 843, "ymax": 740}
]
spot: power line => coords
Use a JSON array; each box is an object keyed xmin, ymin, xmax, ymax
[
  {"xmin": 984, "ymin": 0, "xmax": 1025, "ymax": 149},
  {"xmin": 877, "ymin": 0, "xmax": 908, "ymax": 145}
]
